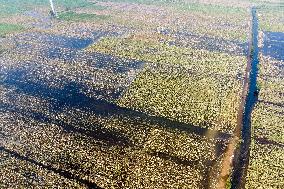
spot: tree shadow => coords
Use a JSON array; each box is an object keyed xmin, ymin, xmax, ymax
[
  {"xmin": 2, "ymin": 68, "xmax": 231, "ymax": 142},
  {"xmin": 0, "ymin": 102, "xmax": 131, "ymax": 147},
  {"xmin": 0, "ymin": 146, "xmax": 102, "ymax": 189},
  {"xmin": 0, "ymin": 67, "xmax": 232, "ymax": 188}
]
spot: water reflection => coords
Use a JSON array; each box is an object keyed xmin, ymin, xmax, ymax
[{"xmin": 262, "ymin": 31, "xmax": 284, "ymax": 61}]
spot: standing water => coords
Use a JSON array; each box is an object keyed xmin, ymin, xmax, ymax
[{"xmin": 231, "ymin": 7, "xmax": 260, "ymax": 189}]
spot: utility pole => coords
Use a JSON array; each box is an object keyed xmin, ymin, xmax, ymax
[{"xmin": 49, "ymin": 0, "xmax": 57, "ymax": 17}]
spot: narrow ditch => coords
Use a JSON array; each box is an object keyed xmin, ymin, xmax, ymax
[
  {"xmin": 214, "ymin": 7, "xmax": 260, "ymax": 189},
  {"xmin": 231, "ymin": 7, "xmax": 260, "ymax": 189}
]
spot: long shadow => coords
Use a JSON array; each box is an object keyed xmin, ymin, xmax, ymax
[
  {"xmin": 0, "ymin": 146, "xmax": 102, "ymax": 189},
  {"xmin": 13, "ymin": 31, "xmax": 122, "ymax": 64},
  {"xmin": 0, "ymin": 103, "xmax": 131, "ymax": 147},
  {"xmin": 1, "ymin": 69, "xmax": 231, "ymax": 141},
  {"xmin": 0, "ymin": 101, "xmax": 228, "ymax": 188},
  {"xmin": 149, "ymin": 151, "xmax": 213, "ymax": 168},
  {"xmin": 0, "ymin": 64, "xmax": 231, "ymax": 189},
  {"xmin": 258, "ymin": 100, "xmax": 284, "ymax": 108},
  {"xmin": 255, "ymin": 137, "xmax": 284, "ymax": 148},
  {"xmin": 149, "ymin": 148, "xmax": 225, "ymax": 189},
  {"xmin": 85, "ymin": 52, "xmax": 145, "ymax": 74}
]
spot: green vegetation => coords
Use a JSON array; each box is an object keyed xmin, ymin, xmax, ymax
[
  {"xmin": 246, "ymin": 139, "xmax": 284, "ymax": 188},
  {"xmin": 0, "ymin": 0, "xmax": 106, "ymax": 18},
  {"xmin": 226, "ymin": 174, "xmax": 232, "ymax": 189},
  {"xmin": 251, "ymin": 55, "xmax": 284, "ymax": 143},
  {"xmin": 0, "ymin": 0, "xmax": 47, "ymax": 17},
  {"xmin": 175, "ymin": 2, "xmax": 246, "ymax": 15},
  {"xmin": 117, "ymin": 66, "xmax": 242, "ymax": 133},
  {"xmin": 258, "ymin": 6, "xmax": 284, "ymax": 32},
  {"xmin": 0, "ymin": 23, "xmax": 25, "ymax": 37},
  {"xmin": 246, "ymin": 55, "xmax": 284, "ymax": 188},
  {"xmin": 2, "ymin": 0, "xmax": 275, "ymax": 188},
  {"xmin": 182, "ymin": 6, "xmax": 249, "ymax": 42},
  {"xmin": 256, "ymin": 82, "xmax": 261, "ymax": 93},
  {"xmin": 257, "ymin": 55, "xmax": 284, "ymax": 106},
  {"xmin": 88, "ymin": 36, "xmax": 246, "ymax": 133},
  {"xmin": 1, "ymin": 42, "xmax": 228, "ymax": 187},
  {"xmin": 259, "ymin": 20, "xmax": 284, "ymax": 33},
  {"xmin": 99, "ymin": 0, "xmax": 246, "ymax": 14},
  {"xmin": 88, "ymin": 36, "xmax": 246, "ymax": 76},
  {"xmin": 58, "ymin": 11, "xmax": 110, "ymax": 22},
  {"xmin": 56, "ymin": 0, "xmax": 97, "ymax": 9},
  {"xmin": 106, "ymin": 0, "xmax": 249, "ymax": 42},
  {"xmin": 56, "ymin": 0, "xmax": 108, "ymax": 11},
  {"xmin": 98, "ymin": 0, "xmax": 183, "ymax": 5}
]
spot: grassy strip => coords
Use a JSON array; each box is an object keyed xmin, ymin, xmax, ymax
[
  {"xmin": 251, "ymin": 103, "xmax": 284, "ymax": 144},
  {"xmin": 58, "ymin": 11, "xmax": 111, "ymax": 22},
  {"xmin": 0, "ymin": 23, "xmax": 25, "ymax": 37},
  {"xmin": 251, "ymin": 55, "xmax": 284, "ymax": 143},
  {"xmin": 0, "ymin": 0, "xmax": 106, "ymax": 18},
  {"xmin": 256, "ymin": 55, "xmax": 284, "ymax": 104},
  {"xmin": 258, "ymin": 7, "xmax": 284, "ymax": 32},
  {"xmin": 98, "ymin": 0, "xmax": 246, "ymax": 14}
]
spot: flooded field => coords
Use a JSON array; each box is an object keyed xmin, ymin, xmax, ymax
[
  {"xmin": 0, "ymin": 0, "xmax": 283, "ymax": 188},
  {"xmin": 245, "ymin": 5, "xmax": 284, "ymax": 188}
]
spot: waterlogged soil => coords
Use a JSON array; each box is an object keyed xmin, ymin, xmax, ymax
[
  {"xmin": 24, "ymin": 10, "xmax": 53, "ymax": 29},
  {"xmin": 0, "ymin": 30, "xmax": 231, "ymax": 188},
  {"xmin": 244, "ymin": 7, "xmax": 284, "ymax": 189},
  {"xmin": 162, "ymin": 30, "xmax": 248, "ymax": 56},
  {"xmin": 262, "ymin": 31, "xmax": 284, "ymax": 61},
  {"xmin": 229, "ymin": 7, "xmax": 260, "ymax": 189},
  {"xmin": 13, "ymin": 32, "xmax": 93, "ymax": 60},
  {"xmin": 0, "ymin": 1, "xmax": 256, "ymax": 188}
]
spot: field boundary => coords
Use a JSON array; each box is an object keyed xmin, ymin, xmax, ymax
[{"xmin": 214, "ymin": 7, "xmax": 259, "ymax": 189}]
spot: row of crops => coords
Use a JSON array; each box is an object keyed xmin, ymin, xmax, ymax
[{"xmin": 245, "ymin": 5, "xmax": 284, "ymax": 188}]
